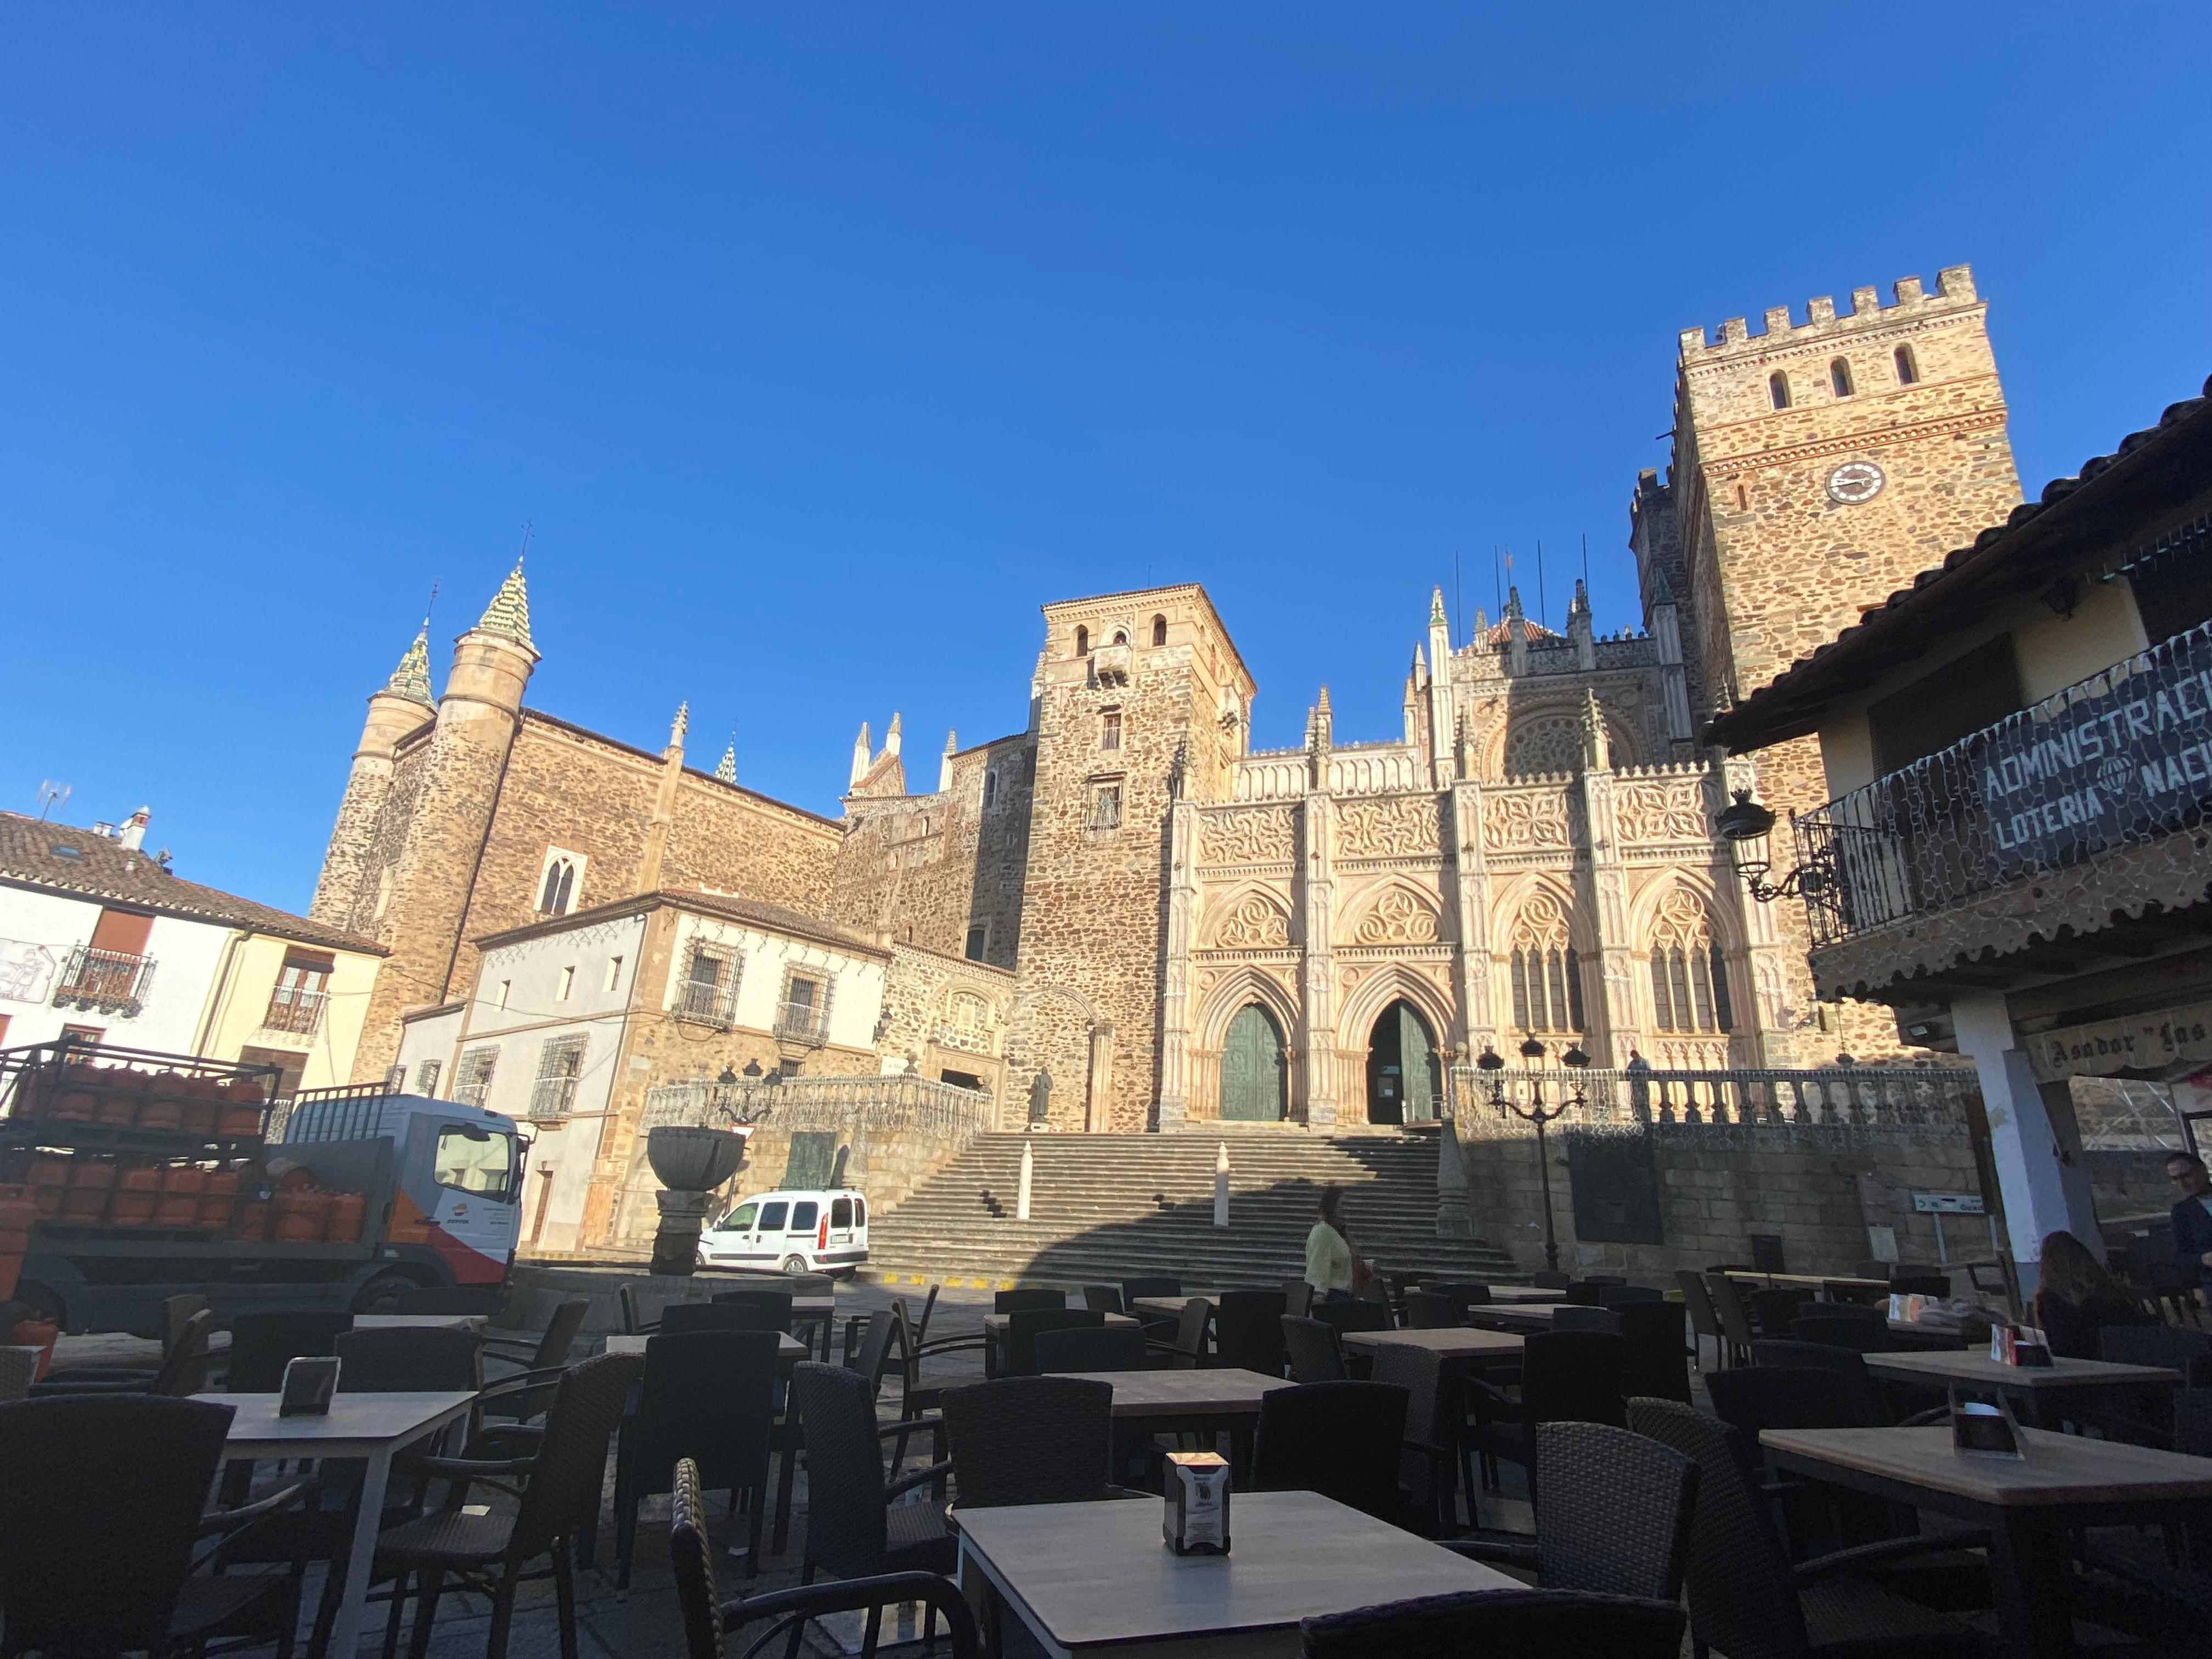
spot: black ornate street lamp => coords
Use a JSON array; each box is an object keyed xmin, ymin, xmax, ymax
[
  {"xmin": 1481, "ymin": 1037, "xmax": 1581, "ymax": 1274},
  {"xmin": 1716, "ymin": 788, "xmax": 1827, "ymax": 904}
]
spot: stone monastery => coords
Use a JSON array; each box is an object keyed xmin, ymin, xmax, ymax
[{"xmin": 313, "ymin": 266, "xmax": 2024, "ymax": 1234}]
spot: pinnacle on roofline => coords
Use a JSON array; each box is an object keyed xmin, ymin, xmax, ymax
[
  {"xmin": 715, "ymin": 744, "xmax": 737, "ymax": 783},
  {"xmin": 1429, "ymin": 586, "xmax": 1448, "ymax": 627},
  {"xmin": 475, "ymin": 561, "xmax": 533, "ymax": 650},
  {"xmin": 385, "ymin": 628, "xmax": 435, "ymax": 706}
]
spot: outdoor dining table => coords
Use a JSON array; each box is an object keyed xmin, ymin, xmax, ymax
[
  {"xmin": 1859, "ymin": 1348, "xmax": 2183, "ymax": 1430},
  {"xmin": 955, "ymin": 1488, "xmax": 1520, "ymax": 1657},
  {"xmin": 195, "ymin": 1389, "xmax": 478, "ymax": 1659},
  {"xmin": 983, "ymin": 1311, "xmax": 1141, "ymax": 1339},
  {"xmin": 1725, "ymin": 1270, "xmax": 1892, "ymax": 1293},
  {"xmin": 1884, "ymin": 1319, "xmax": 1977, "ymax": 1350},
  {"xmin": 351, "ymin": 1313, "xmax": 487, "ymax": 1332},
  {"xmin": 1460, "ymin": 1304, "xmax": 1556, "ymax": 1331},
  {"xmin": 1760, "ymin": 1425, "xmax": 2212, "ymax": 1659},
  {"xmin": 603, "ymin": 1331, "xmax": 809, "ymax": 1364},
  {"xmin": 1131, "ymin": 1293, "xmax": 1227, "ymax": 1321},
  {"xmin": 1339, "ymin": 1327, "xmax": 1526, "ymax": 1366},
  {"xmin": 1057, "ymin": 1366, "xmax": 1292, "ymax": 1479}
]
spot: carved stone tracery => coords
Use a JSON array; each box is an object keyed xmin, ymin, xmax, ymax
[
  {"xmin": 1335, "ymin": 796, "xmax": 1437, "ymax": 859},
  {"xmin": 1353, "ymin": 884, "xmax": 1441, "ymax": 945},
  {"xmin": 1200, "ymin": 806, "xmax": 1295, "ymax": 866},
  {"xmin": 1209, "ymin": 890, "xmax": 1292, "ymax": 950},
  {"xmin": 1482, "ymin": 789, "xmax": 1571, "ymax": 852},
  {"xmin": 1615, "ymin": 780, "xmax": 1711, "ymax": 844}
]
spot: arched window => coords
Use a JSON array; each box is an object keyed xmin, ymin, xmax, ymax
[
  {"xmin": 1111, "ymin": 628, "xmax": 1128, "ymax": 646},
  {"xmin": 1074, "ymin": 624, "xmax": 1090, "ymax": 656},
  {"xmin": 1830, "ymin": 358, "xmax": 1853, "ymax": 397},
  {"xmin": 1152, "ymin": 614, "xmax": 1168, "ymax": 647},
  {"xmin": 1646, "ymin": 889, "xmax": 1734, "ymax": 1033},
  {"xmin": 1769, "ymin": 372, "xmax": 1791, "ymax": 410},
  {"xmin": 1506, "ymin": 891, "xmax": 1586, "ymax": 1034},
  {"xmin": 1894, "ymin": 345, "xmax": 1918, "ymax": 385},
  {"xmin": 537, "ymin": 856, "xmax": 575, "ymax": 916}
]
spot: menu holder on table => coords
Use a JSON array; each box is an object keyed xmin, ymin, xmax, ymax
[
  {"xmin": 1950, "ymin": 1386, "xmax": 2032, "ymax": 1459},
  {"xmin": 278, "ymin": 1355, "xmax": 341, "ymax": 1417},
  {"xmin": 1164, "ymin": 1451, "xmax": 1231, "ymax": 1556}
]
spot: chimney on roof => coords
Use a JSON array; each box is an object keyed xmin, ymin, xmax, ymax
[{"xmin": 119, "ymin": 807, "xmax": 150, "ymax": 852}]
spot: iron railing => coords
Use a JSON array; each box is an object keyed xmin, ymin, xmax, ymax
[
  {"xmin": 772, "ymin": 1001, "xmax": 829, "ymax": 1046},
  {"xmin": 1446, "ymin": 1063, "xmax": 1978, "ymax": 1130},
  {"xmin": 52, "ymin": 946, "xmax": 155, "ymax": 1015},
  {"xmin": 259, "ymin": 985, "xmax": 329, "ymax": 1036},
  {"xmin": 673, "ymin": 978, "xmax": 738, "ymax": 1027},
  {"xmin": 642, "ymin": 1071, "xmax": 995, "ymax": 1141},
  {"xmin": 1794, "ymin": 619, "xmax": 2212, "ymax": 948}
]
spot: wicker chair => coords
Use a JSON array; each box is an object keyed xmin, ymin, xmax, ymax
[
  {"xmin": 1404, "ymin": 1290, "xmax": 1460, "ymax": 1329},
  {"xmin": 940, "ymin": 1376, "xmax": 1122, "ymax": 1508},
  {"xmin": 1300, "ymin": 1588, "xmax": 1685, "ymax": 1658},
  {"xmin": 1081, "ymin": 1284, "xmax": 1126, "ymax": 1314},
  {"xmin": 613, "ymin": 1331, "xmax": 780, "ymax": 1586},
  {"xmin": 663, "ymin": 1302, "xmax": 772, "ymax": 1336},
  {"xmin": 1616, "ymin": 1299, "xmax": 1691, "ymax": 1404},
  {"xmin": 1704, "ymin": 1273, "xmax": 1758, "ymax": 1367},
  {"xmin": 790, "ymin": 1361, "xmax": 956, "ymax": 1586},
  {"xmin": 1598, "ymin": 1284, "xmax": 1664, "ymax": 1306},
  {"xmin": 0, "ymin": 1395, "xmax": 313, "ymax": 1659},
  {"xmin": 1282, "ymin": 1279, "xmax": 1315, "ymax": 1318},
  {"xmin": 1251, "ymin": 1380, "xmax": 1410, "ymax": 1523},
  {"xmin": 482, "ymin": 1300, "xmax": 589, "ymax": 1380},
  {"xmin": 1750, "ymin": 1288, "xmax": 1811, "ymax": 1338},
  {"xmin": 1554, "ymin": 1306, "xmax": 1622, "ymax": 1335},
  {"xmin": 1467, "ymin": 1331, "xmax": 1624, "ymax": 1497},
  {"xmin": 1147, "ymin": 1297, "xmax": 1214, "ymax": 1368},
  {"xmin": 376, "ymin": 1351, "xmax": 645, "ymax": 1659},
  {"xmin": 1312, "ymin": 1298, "xmax": 1392, "ymax": 1336},
  {"xmin": 31, "ymin": 1308, "xmax": 216, "ymax": 1398},
  {"xmin": 890, "ymin": 1297, "xmax": 974, "ymax": 1420},
  {"xmin": 1427, "ymin": 1282, "xmax": 1494, "ymax": 1317},
  {"xmin": 1034, "ymin": 1323, "xmax": 1148, "ymax": 1373},
  {"xmin": 669, "ymin": 1459, "xmax": 979, "ymax": 1659},
  {"xmin": 1004, "ymin": 1310, "xmax": 1105, "ymax": 1377},
  {"xmin": 1120, "ymin": 1276, "xmax": 1181, "ymax": 1305},
  {"xmin": 1214, "ymin": 1290, "xmax": 1289, "ymax": 1376},
  {"xmin": 1281, "ymin": 1314, "xmax": 1348, "ymax": 1383},
  {"xmin": 1444, "ymin": 1421, "xmax": 1695, "ymax": 1599},
  {"xmin": 224, "ymin": 1311, "xmax": 354, "ymax": 1391},
  {"xmin": 332, "ymin": 1327, "xmax": 484, "ymax": 1393},
  {"xmin": 1367, "ymin": 1341, "xmax": 1460, "ymax": 1533},
  {"xmin": 1626, "ymin": 1397, "xmax": 1989, "ymax": 1658},
  {"xmin": 1529, "ymin": 1270, "xmax": 1572, "ymax": 1289},
  {"xmin": 1677, "ymin": 1269, "xmax": 1725, "ymax": 1368},
  {"xmin": 709, "ymin": 1288, "xmax": 794, "ymax": 1331},
  {"xmin": 993, "ymin": 1288, "xmax": 1065, "ymax": 1314}
]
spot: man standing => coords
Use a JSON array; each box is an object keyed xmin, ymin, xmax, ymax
[{"xmin": 2166, "ymin": 1150, "xmax": 2212, "ymax": 1289}]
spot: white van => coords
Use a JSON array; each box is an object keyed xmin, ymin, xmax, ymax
[{"xmin": 697, "ymin": 1188, "xmax": 870, "ymax": 1276}]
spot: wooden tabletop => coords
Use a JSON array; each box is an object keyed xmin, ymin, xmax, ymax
[
  {"xmin": 352, "ymin": 1313, "xmax": 486, "ymax": 1332},
  {"xmin": 1760, "ymin": 1425, "xmax": 2212, "ymax": 1508},
  {"xmin": 195, "ymin": 1390, "xmax": 479, "ymax": 1457},
  {"xmin": 1340, "ymin": 1327, "xmax": 1526, "ymax": 1361},
  {"xmin": 1885, "ymin": 1321, "xmax": 1976, "ymax": 1348},
  {"xmin": 955, "ymin": 1489, "xmax": 1519, "ymax": 1654},
  {"xmin": 1862, "ymin": 1350, "xmax": 2183, "ymax": 1390},
  {"xmin": 603, "ymin": 1332, "xmax": 806, "ymax": 1359},
  {"xmin": 985, "ymin": 1312, "xmax": 1139, "ymax": 1336},
  {"xmin": 1726, "ymin": 1271, "xmax": 1890, "ymax": 1290},
  {"xmin": 1463, "ymin": 1305, "xmax": 1555, "ymax": 1330},
  {"xmin": 1483, "ymin": 1285, "xmax": 1569, "ymax": 1304},
  {"xmin": 1054, "ymin": 1367, "xmax": 1291, "ymax": 1417},
  {"xmin": 1132, "ymin": 1294, "xmax": 1224, "ymax": 1319}
]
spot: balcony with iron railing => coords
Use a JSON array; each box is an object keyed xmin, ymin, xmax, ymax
[
  {"xmin": 772, "ymin": 1000, "xmax": 829, "ymax": 1046},
  {"xmin": 529, "ymin": 1074, "xmax": 580, "ymax": 1121},
  {"xmin": 52, "ymin": 947, "xmax": 156, "ymax": 1017},
  {"xmin": 672, "ymin": 977, "xmax": 738, "ymax": 1028},
  {"xmin": 259, "ymin": 985, "xmax": 329, "ymax": 1037},
  {"xmin": 1792, "ymin": 618, "xmax": 2212, "ymax": 969}
]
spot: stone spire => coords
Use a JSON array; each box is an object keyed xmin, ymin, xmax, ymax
[
  {"xmin": 1429, "ymin": 586, "xmax": 1447, "ymax": 627},
  {"xmin": 1569, "ymin": 577, "xmax": 1591, "ymax": 619},
  {"xmin": 1581, "ymin": 687, "xmax": 1611, "ymax": 771},
  {"xmin": 715, "ymin": 744, "xmax": 737, "ymax": 783},
  {"xmin": 669, "ymin": 701, "xmax": 689, "ymax": 748},
  {"xmin": 938, "ymin": 729, "xmax": 957, "ymax": 793},
  {"xmin": 849, "ymin": 723, "xmax": 872, "ymax": 788},
  {"xmin": 476, "ymin": 562, "xmax": 533, "ymax": 650},
  {"xmin": 385, "ymin": 628, "xmax": 434, "ymax": 706},
  {"xmin": 884, "ymin": 712, "xmax": 902, "ymax": 758}
]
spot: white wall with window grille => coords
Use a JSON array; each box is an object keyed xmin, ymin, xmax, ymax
[
  {"xmin": 529, "ymin": 1035, "xmax": 589, "ymax": 1120},
  {"xmin": 452, "ymin": 1046, "xmax": 499, "ymax": 1107},
  {"xmin": 464, "ymin": 912, "xmax": 646, "ymax": 1039},
  {"xmin": 664, "ymin": 908, "xmax": 887, "ymax": 1053}
]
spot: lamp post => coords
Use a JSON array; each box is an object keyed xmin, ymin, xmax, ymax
[
  {"xmin": 1716, "ymin": 788, "xmax": 1828, "ymax": 904},
  {"xmin": 1481, "ymin": 1038, "xmax": 1584, "ymax": 1276}
]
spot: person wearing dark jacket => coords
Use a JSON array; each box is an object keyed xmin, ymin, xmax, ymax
[
  {"xmin": 2169, "ymin": 1150, "xmax": 2212, "ymax": 1289},
  {"xmin": 2032, "ymin": 1231, "xmax": 2150, "ymax": 1360}
]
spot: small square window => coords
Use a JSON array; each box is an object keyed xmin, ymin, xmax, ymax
[
  {"xmin": 1088, "ymin": 783, "xmax": 1122, "ymax": 832},
  {"xmin": 964, "ymin": 924, "xmax": 988, "ymax": 961},
  {"xmin": 1101, "ymin": 710, "xmax": 1122, "ymax": 751},
  {"xmin": 603, "ymin": 956, "xmax": 624, "ymax": 992}
]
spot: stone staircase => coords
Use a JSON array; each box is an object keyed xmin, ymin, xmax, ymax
[{"xmin": 864, "ymin": 1129, "xmax": 1524, "ymax": 1288}]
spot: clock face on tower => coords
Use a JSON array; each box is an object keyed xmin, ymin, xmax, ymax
[{"xmin": 1826, "ymin": 460, "xmax": 1886, "ymax": 505}]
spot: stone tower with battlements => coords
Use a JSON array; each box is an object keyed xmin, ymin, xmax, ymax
[{"xmin": 1631, "ymin": 265, "xmax": 2023, "ymax": 1059}]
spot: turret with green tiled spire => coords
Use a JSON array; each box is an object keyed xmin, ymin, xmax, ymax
[
  {"xmin": 385, "ymin": 628, "xmax": 435, "ymax": 706},
  {"xmin": 715, "ymin": 745, "xmax": 737, "ymax": 783},
  {"xmin": 476, "ymin": 561, "xmax": 533, "ymax": 650}
]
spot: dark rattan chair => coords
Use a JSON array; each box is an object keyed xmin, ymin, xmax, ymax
[
  {"xmin": 375, "ymin": 1352, "xmax": 642, "ymax": 1659},
  {"xmin": 891, "ymin": 1298, "xmax": 973, "ymax": 1419},
  {"xmin": 1468, "ymin": 1330, "xmax": 1624, "ymax": 1497},
  {"xmin": 1598, "ymin": 1284, "xmax": 1664, "ymax": 1306},
  {"xmin": 1626, "ymin": 1397, "xmax": 1988, "ymax": 1658},
  {"xmin": 1034, "ymin": 1323, "xmax": 1147, "ymax": 1373},
  {"xmin": 1750, "ymin": 1288, "xmax": 1812, "ymax": 1338},
  {"xmin": 1214, "ymin": 1289, "xmax": 1289, "ymax": 1376},
  {"xmin": 1445, "ymin": 1421, "xmax": 1695, "ymax": 1600},
  {"xmin": 1562, "ymin": 1280, "xmax": 1606, "ymax": 1307},
  {"xmin": 710, "ymin": 1288, "xmax": 795, "ymax": 1332},
  {"xmin": 1553, "ymin": 1306, "xmax": 1623, "ymax": 1335},
  {"xmin": 1120, "ymin": 1276, "xmax": 1181, "ymax": 1305},
  {"xmin": 1705, "ymin": 1272, "xmax": 1758, "ymax": 1367},
  {"xmin": 1281, "ymin": 1314, "xmax": 1347, "ymax": 1383},
  {"xmin": 1617, "ymin": 1298, "xmax": 1691, "ymax": 1403},
  {"xmin": 663, "ymin": 1301, "xmax": 772, "ymax": 1336},
  {"xmin": 1081, "ymin": 1284, "xmax": 1125, "ymax": 1314},
  {"xmin": 1529, "ymin": 1270, "xmax": 1572, "ymax": 1289},
  {"xmin": 669, "ymin": 1459, "xmax": 979, "ymax": 1659},
  {"xmin": 994, "ymin": 1288, "xmax": 1065, "ymax": 1314},
  {"xmin": 1794, "ymin": 1310, "xmax": 1897, "ymax": 1353},
  {"xmin": 941, "ymin": 1375, "xmax": 1120, "ymax": 1508},
  {"xmin": 1282, "ymin": 1279, "xmax": 1315, "ymax": 1317},
  {"xmin": 1427, "ymin": 1282, "xmax": 1494, "ymax": 1317},
  {"xmin": 1252, "ymin": 1380, "xmax": 1410, "ymax": 1523},
  {"xmin": 1312, "ymin": 1298, "xmax": 1392, "ymax": 1336},
  {"xmin": 790, "ymin": 1361, "xmax": 955, "ymax": 1586},
  {"xmin": 614, "ymin": 1331, "xmax": 780, "ymax": 1586},
  {"xmin": 31, "ymin": 1307, "xmax": 217, "ymax": 1398},
  {"xmin": 1300, "ymin": 1588, "xmax": 1685, "ymax": 1659},
  {"xmin": 1004, "ymin": 1309, "xmax": 1104, "ymax": 1377},
  {"xmin": 1678, "ymin": 1269, "xmax": 1725, "ymax": 1369},
  {"xmin": 1147, "ymin": 1297, "xmax": 1213, "ymax": 1368},
  {"xmin": 225, "ymin": 1311, "xmax": 354, "ymax": 1391},
  {"xmin": 0, "ymin": 1395, "xmax": 312, "ymax": 1659},
  {"xmin": 1368, "ymin": 1341, "xmax": 1460, "ymax": 1533},
  {"xmin": 333, "ymin": 1327, "xmax": 485, "ymax": 1393},
  {"xmin": 1404, "ymin": 1290, "xmax": 1459, "ymax": 1329},
  {"xmin": 482, "ymin": 1300, "xmax": 589, "ymax": 1380}
]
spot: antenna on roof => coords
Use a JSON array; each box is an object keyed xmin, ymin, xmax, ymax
[
  {"xmin": 36, "ymin": 781, "xmax": 69, "ymax": 822},
  {"xmin": 517, "ymin": 520, "xmax": 534, "ymax": 566}
]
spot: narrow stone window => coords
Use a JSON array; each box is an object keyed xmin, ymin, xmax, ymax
[
  {"xmin": 556, "ymin": 965, "xmax": 575, "ymax": 1002},
  {"xmin": 1736, "ymin": 483, "xmax": 1747, "ymax": 511},
  {"xmin": 1101, "ymin": 709, "xmax": 1122, "ymax": 751},
  {"xmin": 1830, "ymin": 358, "xmax": 1853, "ymax": 397},
  {"xmin": 1088, "ymin": 783, "xmax": 1122, "ymax": 832},
  {"xmin": 964, "ymin": 923, "xmax": 988, "ymax": 961},
  {"xmin": 1894, "ymin": 345, "xmax": 1918, "ymax": 385},
  {"xmin": 1075, "ymin": 624, "xmax": 1090, "ymax": 656},
  {"xmin": 1111, "ymin": 629, "xmax": 1128, "ymax": 646},
  {"xmin": 1768, "ymin": 372, "xmax": 1791, "ymax": 410},
  {"xmin": 603, "ymin": 956, "xmax": 623, "ymax": 992},
  {"xmin": 1152, "ymin": 614, "xmax": 1167, "ymax": 647},
  {"xmin": 982, "ymin": 770, "xmax": 998, "ymax": 808}
]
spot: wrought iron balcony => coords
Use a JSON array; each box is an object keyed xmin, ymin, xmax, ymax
[
  {"xmin": 1793, "ymin": 619, "xmax": 2212, "ymax": 950},
  {"xmin": 772, "ymin": 1001, "xmax": 829, "ymax": 1046},
  {"xmin": 52, "ymin": 947, "xmax": 155, "ymax": 1017},
  {"xmin": 528, "ymin": 1075, "xmax": 579, "ymax": 1121},
  {"xmin": 259, "ymin": 985, "xmax": 329, "ymax": 1037},
  {"xmin": 672, "ymin": 978, "xmax": 738, "ymax": 1028}
]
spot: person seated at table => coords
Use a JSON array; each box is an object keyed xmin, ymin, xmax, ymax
[
  {"xmin": 1305, "ymin": 1185, "xmax": 1367, "ymax": 1304},
  {"xmin": 2166, "ymin": 1150, "xmax": 2212, "ymax": 1293},
  {"xmin": 2032, "ymin": 1230, "xmax": 2149, "ymax": 1359}
]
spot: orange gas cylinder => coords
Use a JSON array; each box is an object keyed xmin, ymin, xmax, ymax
[
  {"xmin": 153, "ymin": 1195, "xmax": 200, "ymax": 1228},
  {"xmin": 160, "ymin": 1165, "xmax": 207, "ymax": 1195},
  {"xmin": 8, "ymin": 1320, "xmax": 58, "ymax": 1379},
  {"xmin": 104, "ymin": 1191, "xmax": 153, "ymax": 1225},
  {"xmin": 0, "ymin": 1186, "xmax": 35, "ymax": 1257},
  {"xmin": 196, "ymin": 1195, "xmax": 235, "ymax": 1229},
  {"xmin": 235, "ymin": 1201, "xmax": 272, "ymax": 1242},
  {"xmin": 325, "ymin": 1192, "xmax": 367, "ymax": 1243}
]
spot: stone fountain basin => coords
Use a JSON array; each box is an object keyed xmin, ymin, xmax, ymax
[{"xmin": 646, "ymin": 1124, "xmax": 748, "ymax": 1192}]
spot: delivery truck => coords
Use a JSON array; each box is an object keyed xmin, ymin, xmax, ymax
[{"xmin": 0, "ymin": 1039, "xmax": 523, "ymax": 1335}]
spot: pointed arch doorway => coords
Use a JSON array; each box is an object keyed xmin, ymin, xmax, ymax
[
  {"xmin": 1367, "ymin": 1000, "xmax": 1441, "ymax": 1125},
  {"xmin": 1219, "ymin": 1003, "xmax": 1288, "ymax": 1122}
]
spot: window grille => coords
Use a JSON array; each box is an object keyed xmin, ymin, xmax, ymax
[
  {"xmin": 530, "ymin": 1036, "xmax": 588, "ymax": 1120},
  {"xmin": 453, "ymin": 1046, "xmax": 499, "ymax": 1108}
]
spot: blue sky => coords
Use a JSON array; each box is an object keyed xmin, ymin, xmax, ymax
[{"xmin": 4, "ymin": 5, "xmax": 2206, "ymax": 913}]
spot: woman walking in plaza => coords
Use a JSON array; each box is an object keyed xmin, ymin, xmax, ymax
[{"xmin": 1306, "ymin": 1184, "xmax": 1367, "ymax": 1304}]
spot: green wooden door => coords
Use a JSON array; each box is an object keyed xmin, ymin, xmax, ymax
[
  {"xmin": 1398, "ymin": 1003, "xmax": 1439, "ymax": 1122},
  {"xmin": 1220, "ymin": 1005, "xmax": 1286, "ymax": 1121}
]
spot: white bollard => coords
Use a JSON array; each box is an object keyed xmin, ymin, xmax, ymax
[
  {"xmin": 1017, "ymin": 1138, "xmax": 1034, "ymax": 1221},
  {"xmin": 1214, "ymin": 1142, "xmax": 1230, "ymax": 1227}
]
